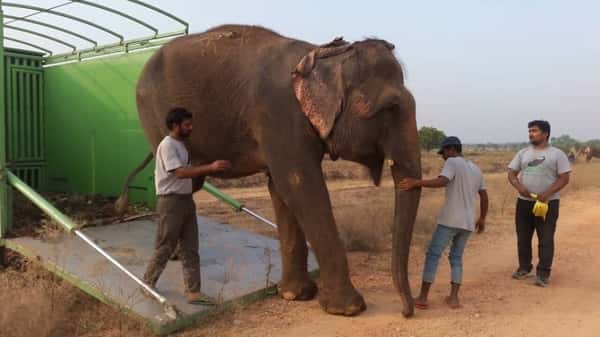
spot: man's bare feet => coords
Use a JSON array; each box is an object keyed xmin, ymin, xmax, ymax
[
  {"xmin": 414, "ymin": 297, "xmax": 429, "ymax": 309},
  {"xmin": 444, "ymin": 296, "xmax": 462, "ymax": 309},
  {"xmin": 414, "ymin": 281, "xmax": 432, "ymax": 309}
]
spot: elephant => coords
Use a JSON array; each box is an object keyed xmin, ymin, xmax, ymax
[
  {"xmin": 579, "ymin": 146, "xmax": 600, "ymax": 162},
  {"xmin": 117, "ymin": 24, "xmax": 422, "ymax": 317}
]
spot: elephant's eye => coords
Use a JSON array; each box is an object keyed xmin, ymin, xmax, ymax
[{"xmin": 383, "ymin": 103, "xmax": 400, "ymax": 112}]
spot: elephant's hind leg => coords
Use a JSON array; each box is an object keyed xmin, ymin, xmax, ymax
[{"xmin": 268, "ymin": 177, "xmax": 318, "ymax": 301}]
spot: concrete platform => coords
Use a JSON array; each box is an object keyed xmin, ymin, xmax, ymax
[{"xmin": 5, "ymin": 216, "xmax": 319, "ymax": 335}]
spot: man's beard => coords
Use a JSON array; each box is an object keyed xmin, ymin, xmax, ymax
[
  {"xmin": 530, "ymin": 138, "xmax": 541, "ymax": 146},
  {"xmin": 178, "ymin": 131, "xmax": 191, "ymax": 139}
]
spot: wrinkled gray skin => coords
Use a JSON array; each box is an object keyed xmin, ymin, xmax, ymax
[{"xmin": 118, "ymin": 25, "xmax": 421, "ymax": 317}]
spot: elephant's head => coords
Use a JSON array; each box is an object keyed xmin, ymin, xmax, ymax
[{"xmin": 293, "ymin": 38, "xmax": 422, "ymax": 317}]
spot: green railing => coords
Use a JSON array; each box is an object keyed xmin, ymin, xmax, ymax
[
  {"xmin": 6, "ymin": 170, "xmax": 76, "ymax": 232},
  {"xmin": 0, "ymin": 5, "xmax": 8, "ymax": 239}
]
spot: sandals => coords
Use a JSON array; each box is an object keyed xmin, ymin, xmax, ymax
[
  {"xmin": 534, "ymin": 276, "xmax": 549, "ymax": 287},
  {"xmin": 511, "ymin": 269, "xmax": 531, "ymax": 280},
  {"xmin": 186, "ymin": 292, "xmax": 216, "ymax": 305}
]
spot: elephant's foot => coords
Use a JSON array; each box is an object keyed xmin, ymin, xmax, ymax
[
  {"xmin": 318, "ymin": 284, "xmax": 366, "ymax": 316},
  {"xmin": 277, "ymin": 277, "xmax": 318, "ymax": 301}
]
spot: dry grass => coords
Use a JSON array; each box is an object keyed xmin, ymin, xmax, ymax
[
  {"xmin": 0, "ymin": 256, "xmax": 149, "ymax": 337},
  {"xmin": 0, "ymin": 283, "xmax": 71, "ymax": 337},
  {"xmin": 336, "ymin": 203, "xmax": 391, "ymax": 252},
  {"xmin": 333, "ymin": 151, "xmax": 517, "ymax": 252}
]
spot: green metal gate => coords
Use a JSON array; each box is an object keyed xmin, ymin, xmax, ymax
[{"xmin": 4, "ymin": 49, "xmax": 44, "ymax": 189}]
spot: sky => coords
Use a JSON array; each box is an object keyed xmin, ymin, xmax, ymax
[{"xmin": 3, "ymin": 0, "xmax": 599, "ymax": 143}]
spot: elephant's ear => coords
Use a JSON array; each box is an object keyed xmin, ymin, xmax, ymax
[{"xmin": 292, "ymin": 39, "xmax": 353, "ymax": 139}]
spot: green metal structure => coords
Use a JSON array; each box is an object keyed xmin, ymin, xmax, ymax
[{"xmin": 0, "ymin": 1, "xmax": 191, "ymax": 237}]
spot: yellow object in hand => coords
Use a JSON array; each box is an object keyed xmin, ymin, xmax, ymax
[{"xmin": 530, "ymin": 193, "xmax": 549, "ymax": 220}]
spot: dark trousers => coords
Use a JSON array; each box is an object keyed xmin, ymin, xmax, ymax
[
  {"xmin": 143, "ymin": 194, "xmax": 201, "ymax": 293},
  {"xmin": 515, "ymin": 198, "xmax": 560, "ymax": 278}
]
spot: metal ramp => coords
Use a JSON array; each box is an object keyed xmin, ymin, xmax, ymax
[{"xmin": 5, "ymin": 216, "xmax": 319, "ymax": 335}]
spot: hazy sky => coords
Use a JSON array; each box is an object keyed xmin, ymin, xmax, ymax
[{"xmin": 3, "ymin": 0, "xmax": 599, "ymax": 143}]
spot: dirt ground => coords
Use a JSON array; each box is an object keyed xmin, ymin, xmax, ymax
[{"xmin": 1, "ymin": 153, "xmax": 599, "ymax": 337}]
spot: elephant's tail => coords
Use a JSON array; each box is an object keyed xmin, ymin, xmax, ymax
[{"xmin": 114, "ymin": 152, "xmax": 154, "ymax": 216}]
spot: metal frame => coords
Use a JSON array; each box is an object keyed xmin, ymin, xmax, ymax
[
  {"xmin": 4, "ymin": 36, "xmax": 52, "ymax": 55},
  {"xmin": 3, "ymin": 14, "xmax": 98, "ymax": 47},
  {"xmin": 0, "ymin": 3, "xmax": 8, "ymax": 239},
  {"xmin": 5, "ymin": 24, "xmax": 76, "ymax": 52},
  {"xmin": 3, "ymin": 2, "xmax": 125, "ymax": 42},
  {"xmin": 1, "ymin": 0, "xmax": 189, "ymax": 65}
]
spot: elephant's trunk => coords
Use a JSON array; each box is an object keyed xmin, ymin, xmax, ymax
[{"xmin": 391, "ymin": 157, "xmax": 421, "ymax": 317}]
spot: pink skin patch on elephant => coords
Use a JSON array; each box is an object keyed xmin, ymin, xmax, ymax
[
  {"xmin": 293, "ymin": 74, "xmax": 332, "ymax": 139},
  {"xmin": 288, "ymin": 171, "xmax": 303, "ymax": 186},
  {"xmin": 352, "ymin": 92, "xmax": 373, "ymax": 118}
]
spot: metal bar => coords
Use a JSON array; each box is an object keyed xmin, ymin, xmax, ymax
[
  {"xmin": 23, "ymin": 72, "xmax": 29, "ymax": 160},
  {"xmin": 5, "ymin": 24, "xmax": 77, "ymax": 52},
  {"xmin": 3, "ymin": 15, "xmax": 98, "ymax": 47},
  {"xmin": 242, "ymin": 207, "xmax": 278, "ymax": 229},
  {"xmin": 3, "ymin": 52, "xmax": 43, "ymax": 61},
  {"xmin": 18, "ymin": 70, "xmax": 24, "ymax": 160},
  {"xmin": 8, "ymin": 62, "xmax": 15, "ymax": 163},
  {"xmin": 202, "ymin": 181, "xmax": 244, "ymax": 211},
  {"xmin": 202, "ymin": 182, "xmax": 282, "ymax": 230},
  {"xmin": 29, "ymin": 72, "xmax": 35, "ymax": 160},
  {"xmin": 13, "ymin": 69, "xmax": 20, "ymax": 162},
  {"xmin": 3, "ymin": 37, "xmax": 52, "ymax": 55},
  {"xmin": 0, "ymin": 6, "xmax": 9, "ymax": 238},
  {"xmin": 73, "ymin": 230, "xmax": 169, "ymax": 307},
  {"xmin": 3, "ymin": 1, "xmax": 72, "ymax": 24},
  {"xmin": 32, "ymin": 72, "xmax": 38, "ymax": 161},
  {"xmin": 127, "ymin": 0, "xmax": 189, "ymax": 33},
  {"xmin": 43, "ymin": 30, "xmax": 186, "ymax": 66},
  {"xmin": 242, "ymin": 206, "xmax": 311, "ymax": 247},
  {"xmin": 38, "ymin": 72, "xmax": 44, "ymax": 159},
  {"xmin": 2, "ymin": 2, "xmax": 124, "ymax": 42},
  {"xmin": 48, "ymin": 30, "xmax": 185, "ymax": 60},
  {"xmin": 6, "ymin": 170, "xmax": 76, "ymax": 232},
  {"xmin": 71, "ymin": 0, "xmax": 158, "ymax": 36}
]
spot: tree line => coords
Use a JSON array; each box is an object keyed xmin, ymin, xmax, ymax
[{"xmin": 418, "ymin": 126, "xmax": 600, "ymax": 153}]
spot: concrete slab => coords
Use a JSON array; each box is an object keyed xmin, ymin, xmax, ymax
[{"xmin": 6, "ymin": 216, "xmax": 319, "ymax": 334}]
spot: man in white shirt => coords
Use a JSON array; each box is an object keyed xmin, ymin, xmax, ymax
[
  {"xmin": 400, "ymin": 136, "xmax": 488, "ymax": 309},
  {"xmin": 143, "ymin": 107, "xmax": 231, "ymax": 305},
  {"xmin": 508, "ymin": 120, "xmax": 571, "ymax": 287}
]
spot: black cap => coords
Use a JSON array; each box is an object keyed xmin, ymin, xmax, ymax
[{"xmin": 437, "ymin": 136, "xmax": 462, "ymax": 154}]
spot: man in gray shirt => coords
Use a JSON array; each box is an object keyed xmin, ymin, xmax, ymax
[
  {"xmin": 508, "ymin": 120, "xmax": 571, "ymax": 287},
  {"xmin": 143, "ymin": 107, "xmax": 231, "ymax": 304},
  {"xmin": 400, "ymin": 136, "xmax": 488, "ymax": 309}
]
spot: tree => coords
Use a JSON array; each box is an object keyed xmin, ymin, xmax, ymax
[
  {"xmin": 418, "ymin": 126, "xmax": 447, "ymax": 152},
  {"xmin": 585, "ymin": 139, "xmax": 600, "ymax": 147},
  {"xmin": 550, "ymin": 134, "xmax": 580, "ymax": 153}
]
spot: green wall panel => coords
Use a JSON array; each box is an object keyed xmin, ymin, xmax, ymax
[{"xmin": 44, "ymin": 51, "xmax": 157, "ymax": 206}]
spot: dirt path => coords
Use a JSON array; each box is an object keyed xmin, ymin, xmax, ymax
[{"xmin": 191, "ymin": 187, "xmax": 600, "ymax": 337}]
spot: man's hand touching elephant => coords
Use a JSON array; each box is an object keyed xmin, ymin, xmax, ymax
[{"xmin": 210, "ymin": 160, "xmax": 232, "ymax": 172}]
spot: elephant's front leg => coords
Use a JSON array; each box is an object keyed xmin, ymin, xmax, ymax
[
  {"xmin": 268, "ymin": 176, "xmax": 318, "ymax": 301},
  {"xmin": 269, "ymin": 167, "xmax": 367, "ymax": 316}
]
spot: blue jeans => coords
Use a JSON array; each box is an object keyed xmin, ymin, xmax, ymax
[{"xmin": 422, "ymin": 224, "xmax": 472, "ymax": 284}]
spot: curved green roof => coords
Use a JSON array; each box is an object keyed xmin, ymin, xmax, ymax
[{"xmin": 1, "ymin": 0, "xmax": 188, "ymax": 65}]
